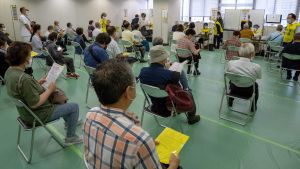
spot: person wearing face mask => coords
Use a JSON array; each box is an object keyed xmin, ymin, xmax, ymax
[
  {"xmin": 177, "ymin": 29, "xmax": 201, "ymax": 75},
  {"xmin": 212, "ymin": 18, "xmax": 224, "ymax": 49},
  {"xmin": 99, "ymin": 12, "xmax": 108, "ymax": 33},
  {"xmin": 83, "ymin": 33, "xmax": 110, "ymax": 68},
  {"xmin": 198, "ymin": 23, "xmax": 211, "ymax": 49},
  {"xmin": 19, "ymin": 7, "xmax": 32, "ymax": 42},
  {"xmin": 74, "ymin": 27, "xmax": 87, "ymax": 55},
  {"xmin": 84, "ymin": 58, "xmax": 180, "ymax": 169},
  {"xmin": 226, "ymin": 43, "xmax": 261, "ymax": 111},
  {"xmin": 0, "ymin": 23, "xmax": 13, "ymax": 45},
  {"xmin": 30, "ymin": 24, "xmax": 47, "ymax": 58},
  {"xmin": 283, "ymin": 13, "xmax": 300, "ymax": 47},
  {"xmin": 0, "ymin": 38, "xmax": 9, "ymax": 83}
]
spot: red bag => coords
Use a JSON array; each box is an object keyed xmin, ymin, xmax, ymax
[{"xmin": 165, "ymin": 84, "xmax": 195, "ymax": 112}]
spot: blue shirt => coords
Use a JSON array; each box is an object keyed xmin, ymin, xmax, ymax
[
  {"xmin": 139, "ymin": 63, "xmax": 180, "ymax": 117},
  {"xmin": 267, "ymin": 31, "xmax": 283, "ymax": 44},
  {"xmin": 74, "ymin": 35, "xmax": 86, "ymax": 54},
  {"xmin": 83, "ymin": 42, "xmax": 109, "ymax": 68}
]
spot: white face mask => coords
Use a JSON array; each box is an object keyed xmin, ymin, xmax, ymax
[
  {"xmin": 287, "ymin": 19, "xmax": 292, "ymax": 24},
  {"xmin": 3, "ymin": 27, "xmax": 6, "ymax": 32},
  {"xmin": 26, "ymin": 58, "xmax": 32, "ymax": 68}
]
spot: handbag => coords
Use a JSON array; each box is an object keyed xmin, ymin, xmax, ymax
[
  {"xmin": 49, "ymin": 88, "xmax": 68, "ymax": 104},
  {"xmin": 165, "ymin": 83, "xmax": 195, "ymax": 113}
]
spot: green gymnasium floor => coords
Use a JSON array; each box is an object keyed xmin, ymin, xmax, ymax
[{"xmin": 1, "ymin": 45, "xmax": 300, "ymax": 169}]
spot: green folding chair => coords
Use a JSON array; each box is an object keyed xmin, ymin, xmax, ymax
[
  {"xmin": 239, "ymin": 38, "xmax": 252, "ymax": 43},
  {"xmin": 70, "ymin": 41, "xmax": 84, "ymax": 68},
  {"xmin": 175, "ymin": 48, "xmax": 196, "ymax": 76},
  {"xmin": 280, "ymin": 53, "xmax": 300, "ymax": 80},
  {"xmin": 83, "ymin": 65, "xmax": 96, "ymax": 108}
]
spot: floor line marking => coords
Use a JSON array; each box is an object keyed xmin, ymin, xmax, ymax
[{"xmin": 201, "ymin": 115, "xmax": 300, "ymax": 155}]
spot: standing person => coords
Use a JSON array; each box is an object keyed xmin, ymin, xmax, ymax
[
  {"xmin": 88, "ymin": 20, "xmax": 95, "ymax": 39},
  {"xmin": 19, "ymin": 7, "xmax": 32, "ymax": 42},
  {"xmin": 283, "ymin": 13, "xmax": 300, "ymax": 47},
  {"xmin": 99, "ymin": 12, "xmax": 108, "ymax": 33},
  {"xmin": 217, "ymin": 12, "xmax": 224, "ymax": 29},
  {"xmin": 84, "ymin": 58, "xmax": 180, "ymax": 169},
  {"xmin": 213, "ymin": 18, "xmax": 223, "ymax": 49}
]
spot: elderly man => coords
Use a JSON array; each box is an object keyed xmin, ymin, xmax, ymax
[
  {"xmin": 19, "ymin": 7, "xmax": 32, "ymax": 42},
  {"xmin": 227, "ymin": 43, "xmax": 262, "ymax": 111},
  {"xmin": 84, "ymin": 58, "xmax": 180, "ymax": 169},
  {"xmin": 240, "ymin": 24, "xmax": 254, "ymax": 39},
  {"xmin": 139, "ymin": 45, "xmax": 200, "ymax": 124},
  {"xmin": 281, "ymin": 33, "xmax": 300, "ymax": 81}
]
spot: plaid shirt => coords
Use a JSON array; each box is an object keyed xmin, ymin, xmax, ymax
[
  {"xmin": 222, "ymin": 38, "xmax": 241, "ymax": 60},
  {"xmin": 84, "ymin": 106, "xmax": 162, "ymax": 169}
]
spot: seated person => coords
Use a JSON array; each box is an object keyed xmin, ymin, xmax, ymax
[
  {"xmin": 222, "ymin": 30, "xmax": 241, "ymax": 60},
  {"xmin": 30, "ymin": 24, "xmax": 47, "ymax": 58},
  {"xmin": 198, "ymin": 23, "xmax": 211, "ymax": 48},
  {"xmin": 281, "ymin": 33, "xmax": 300, "ymax": 81},
  {"xmin": 66, "ymin": 22, "xmax": 77, "ymax": 40},
  {"xmin": 139, "ymin": 45, "xmax": 200, "ymax": 124},
  {"xmin": 240, "ymin": 24, "xmax": 254, "ymax": 40},
  {"xmin": 87, "ymin": 20, "xmax": 95, "ymax": 39},
  {"xmin": 83, "ymin": 33, "xmax": 110, "ymax": 68},
  {"xmin": 152, "ymin": 37, "xmax": 190, "ymax": 90},
  {"xmin": 45, "ymin": 32, "xmax": 79, "ymax": 78},
  {"xmin": 74, "ymin": 27, "xmax": 87, "ymax": 54},
  {"xmin": 172, "ymin": 24, "xmax": 185, "ymax": 41},
  {"xmin": 0, "ymin": 38, "xmax": 9, "ymax": 83},
  {"xmin": 84, "ymin": 58, "xmax": 180, "ymax": 169},
  {"xmin": 92, "ymin": 22, "xmax": 101, "ymax": 40},
  {"xmin": 45, "ymin": 25, "xmax": 54, "ymax": 40},
  {"xmin": 0, "ymin": 23, "xmax": 13, "ymax": 45},
  {"xmin": 106, "ymin": 26, "xmax": 122, "ymax": 57},
  {"xmin": 227, "ymin": 43, "xmax": 261, "ymax": 111},
  {"xmin": 132, "ymin": 23, "xmax": 150, "ymax": 52},
  {"xmin": 122, "ymin": 21, "xmax": 146, "ymax": 63},
  {"xmin": 252, "ymin": 24, "xmax": 262, "ymax": 39},
  {"xmin": 266, "ymin": 25, "xmax": 283, "ymax": 44},
  {"xmin": 177, "ymin": 28, "xmax": 201, "ymax": 75},
  {"xmin": 172, "ymin": 21, "xmax": 179, "ymax": 32},
  {"xmin": 5, "ymin": 42, "xmax": 82, "ymax": 145}
]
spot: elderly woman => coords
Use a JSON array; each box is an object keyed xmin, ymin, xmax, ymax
[
  {"xmin": 4, "ymin": 41, "xmax": 82, "ymax": 145},
  {"xmin": 227, "ymin": 43, "xmax": 262, "ymax": 111}
]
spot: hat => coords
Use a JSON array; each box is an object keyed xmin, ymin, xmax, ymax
[{"xmin": 149, "ymin": 45, "xmax": 169, "ymax": 63}]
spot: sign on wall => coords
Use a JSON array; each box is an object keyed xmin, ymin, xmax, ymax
[{"xmin": 11, "ymin": 5, "xmax": 18, "ymax": 20}]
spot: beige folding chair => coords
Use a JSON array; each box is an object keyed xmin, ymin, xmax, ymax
[
  {"xmin": 11, "ymin": 98, "xmax": 65, "ymax": 163},
  {"xmin": 175, "ymin": 48, "xmax": 196, "ymax": 76},
  {"xmin": 83, "ymin": 65, "xmax": 96, "ymax": 108},
  {"xmin": 219, "ymin": 72, "xmax": 256, "ymax": 125},
  {"xmin": 239, "ymin": 38, "xmax": 252, "ymax": 43},
  {"xmin": 280, "ymin": 53, "xmax": 300, "ymax": 80},
  {"xmin": 140, "ymin": 83, "xmax": 183, "ymax": 132},
  {"xmin": 70, "ymin": 41, "xmax": 84, "ymax": 68}
]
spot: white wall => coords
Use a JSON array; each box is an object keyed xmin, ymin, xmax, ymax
[{"xmin": 0, "ymin": 0, "xmax": 147, "ymax": 40}]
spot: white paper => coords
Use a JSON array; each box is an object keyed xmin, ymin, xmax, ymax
[
  {"xmin": 42, "ymin": 63, "xmax": 64, "ymax": 89},
  {"xmin": 169, "ymin": 61, "xmax": 188, "ymax": 73}
]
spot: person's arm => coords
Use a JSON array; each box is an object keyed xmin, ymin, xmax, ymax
[
  {"xmin": 188, "ymin": 40, "xmax": 200, "ymax": 55},
  {"xmin": 20, "ymin": 16, "xmax": 32, "ymax": 33},
  {"xmin": 95, "ymin": 47, "xmax": 109, "ymax": 63},
  {"xmin": 32, "ymin": 82, "xmax": 56, "ymax": 108}
]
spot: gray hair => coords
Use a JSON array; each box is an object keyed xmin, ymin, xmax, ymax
[
  {"xmin": 92, "ymin": 58, "xmax": 134, "ymax": 105},
  {"xmin": 239, "ymin": 43, "xmax": 255, "ymax": 58},
  {"xmin": 276, "ymin": 25, "xmax": 283, "ymax": 32},
  {"xmin": 152, "ymin": 37, "xmax": 164, "ymax": 46}
]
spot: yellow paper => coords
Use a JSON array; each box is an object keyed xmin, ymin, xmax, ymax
[
  {"xmin": 155, "ymin": 128, "xmax": 189, "ymax": 164},
  {"xmin": 31, "ymin": 51, "xmax": 39, "ymax": 58}
]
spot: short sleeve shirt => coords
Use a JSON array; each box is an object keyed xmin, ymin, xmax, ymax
[
  {"xmin": 19, "ymin": 14, "xmax": 31, "ymax": 37},
  {"xmin": 4, "ymin": 67, "xmax": 54, "ymax": 124}
]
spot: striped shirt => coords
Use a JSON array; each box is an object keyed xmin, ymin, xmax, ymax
[
  {"xmin": 84, "ymin": 106, "xmax": 162, "ymax": 169},
  {"xmin": 222, "ymin": 37, "xmax": 241, "ymax": 60},
  {"xmin": 177, "ymin": 36, "xmax": 198, "ymax": 58}
]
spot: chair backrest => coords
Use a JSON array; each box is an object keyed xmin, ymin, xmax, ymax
[
  {"xmin": 239, "ymin": 38, "xmax": 252, "ymax": 43},
  {"xmin": 227, "ymin": 45, "xmax": 240, "ymax": 52},
  {"xmin": 176, "ymin": 48, "xmax": 193, "ymax": 57},
  {"xmin": 42, "ymin": 49, "xmax": 55, "ymax": 64},
  {"xmin": 133, "ymin": 34, "xmax": 141, "ymax": 42},
  {"xmin": 71, "ymin": 41, "xmax": 84, "ymax": 53},
  {"xmin": 267, "ymin": 41, "xmax": 283, "ymax": 52},
  {"xmin": 282, "ymin": 53, "xmax": 300, "ymax": 60},
  {"xmin": 84, "ymin": 65, "xmax": 96, "ymax": 75},
  {"xmin": 140, "ymin": 83, "xmax": 168, "ymax": 98},
  {"xmin": 224, "ymin": 72, "xmax": 255, "ymax": 89},
  {"xmin": 121, "ymin": 40, "xmax": 133, "ymax": 48}
]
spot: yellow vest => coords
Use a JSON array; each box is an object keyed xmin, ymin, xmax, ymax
[
  {"xmin": 283, "ymin": 22, "xmax": 299, "ymax": 43},
  {"xmin": 99, "ymin": 18, "xmax": 107, "ymax": 33},
  {"xmin": 202, "ymin": 28, "xmax": 210, "ymax": 34},
  {"xmin": 214, "ymin": 21, "xmax": 223, "ymax": 35}
]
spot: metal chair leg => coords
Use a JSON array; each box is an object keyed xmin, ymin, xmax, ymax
[
  {"xmin": 85, "ymin": 77, "xmax": 91, "ymax": 108},
  {"xmin": 141, "ymin": 100, "xmax": 146, "ymax": 126}
]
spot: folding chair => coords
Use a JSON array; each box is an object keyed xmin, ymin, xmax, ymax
[
  {"xmin": 42, "ymin": 49, "xmax": 67, "ymax": 79},
  {"xmin": 84, "ymin": 154, "xmax": 89, "ymax": 169},
  {"xmin": 280, "ymin": 53, "xmax": 300, "ymax": 80},
  {"xmin": 175, "ymin": 48, "xmax": 196, "ymax": 76},
  {"xmin": 83, "ymin": 65, "xmax": 96, "ymax": 108},
  {"xmin": 168, "ymin": 32, "xmax": 173, "ymax": 46},
  {"xmin": 219, "ymin": 72, "xmax": 256, "ymax": 125},
  {"xmin": 265, "ymin": 41, "xmax": 283, "ymax": 70},
  {"xmin": 140, "ymin": 83, "xmax": 183, "ymax": 132},
  {"xmin": 70, "ymin": 41, "xmax": 84, "ymax": 68},
  {"xmin": 239, "ymin": 38, "xmax": 252, "ymax": 43},
  {"xmin": 120, "ymin": 39, "xmax": 140, "ymax": 59},
  {"xmin": 171, "ymin": 39, "xmax": 177, "ymax": 53},
  {"xmin": 0, "ymin": 75, "xmax": 4, "ymax": 95},
  {"xmin": 11, "ymin": 98, "xmax": 65, "ymax": 163}
]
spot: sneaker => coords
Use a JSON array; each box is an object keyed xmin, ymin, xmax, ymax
[
  {"xmin": 65, "ymin": 134, "xmax": 83, "ymax": 146},
  {"xmin": 66, "ymin": 73, "xmax": 80, "ymax": 79},
  {"xmin": 187, "ymin": 115, "xmax": 200, "ymax": 125}
]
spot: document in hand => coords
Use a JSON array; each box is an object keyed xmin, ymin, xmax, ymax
[
  {"xmin": 42, "ymin": 63, "xmax": 64, "ymax": 89},
  {"xmin": 156, "ymin": 127, "xmax": 189, "ymax": 164},
  {"xmin": 168, "ymin": 60, "xmax": 188, "ymax": 73}
]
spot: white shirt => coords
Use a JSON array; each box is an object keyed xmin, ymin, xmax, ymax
[
  {"xmin": 139, "ymin": 18, "xmax": 150, "ymax": 30},
  {"xmin": 92, "ymin": 28, "xmax": 101, "ymax": 38},
  {"xmin": 122, "ymin": 30, "xmax": 134, "ymax": 43},
  {"xmin": 19, "ymin": 14, "xmax": 31, "ymax": 37},
  {"xmin": 227, "ymin": 57, "xmax": 262, "ymax": 87},
  {"xmin": 107, "ymin": 37, "xmax": 122, "ymax": 58},
  {"xmin": 173, "ymin": 31, "xmax": 185, "ymax": 41},
  {"xmin": 132, "ymin": 30, "xmax": 144, "ymax": 42}
]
